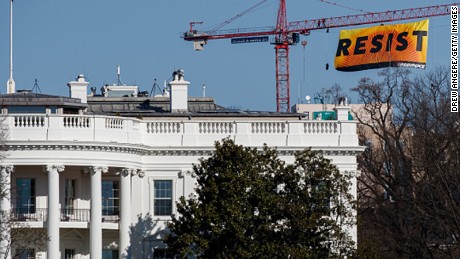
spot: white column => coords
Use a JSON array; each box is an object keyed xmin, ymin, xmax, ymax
[
  {"xmin": 119, "ymin": 168, "xmax": 133, "ymax": 259},
  {"xmin": 45, "ymin": 165, "xmax": 64, "ymax": 259},
  {"xmin": 90, "ymin": 166, "xmax": 107, "ymax": 259},
  {"xmin": 0, "ymin": 165, "xmax": 14, "ymax": 259}
]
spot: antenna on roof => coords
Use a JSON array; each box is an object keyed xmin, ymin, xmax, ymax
[
  {"xmin": 149, "ymin": 79, "xmax": 163, "ymax": 97},
  {"xmin": 32, "ymin": 78, "xmax": 42, "ymax": 93},
  {"xmin": 117, "ymin": 65, "xmax": 123, "ymax": 86},
  {"xmin": 163, "ymin": 79, "xmax": 169, "ymax": 96},
  {"xmin": 6, "ymin": 0, "xmax": 15, "ymax": 94}
]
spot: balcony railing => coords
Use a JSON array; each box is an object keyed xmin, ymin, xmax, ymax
[
  {"xmin": 2, "ymin": 113, "xmax": 358, "ymax": 147},
  {"xmin": 11, "ymin": 208, "xmax": 47, "ymax": 222},
  {"xmin": 10, "ymin": 208, "xmax": 119, "ymax": 223},
  {"xmin": 61, "ymin": 209, "xmax": 91, "ymax": 222}
]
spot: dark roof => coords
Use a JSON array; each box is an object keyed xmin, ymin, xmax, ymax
[
  {"xmin": 0, "ymin": 92, "xmax": 304, "ymax": 118},
  {"xmin": 86, "ymin": 96, "xmax": 303, "ymax": 118},
  {"xmin": 0, "ymin": 92, "xmax": 87, "ymax": 108},
  {"xmin": 87, "ymin": 96, "xmax": 225, "ymax": 115}
]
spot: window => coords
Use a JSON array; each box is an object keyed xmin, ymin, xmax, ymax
[
  {"xmin": 17, "ymin": 248, "xmax": 34, "ymax": 259},
  {"xmin": 144, "ymin": 239, "xmax": 171, "ymax": 259},
  {"xmin": 64, "ymin": 249, "xmax": 75, "ymax": 259},
  {"xmin": 312, "ymin": 180, "xmax": 331, "ymax": 213},
  {"xmin": 154, "ymin": 180, "xmax": 173, "ymax": 216},
  {"xmin": 153, "ymin": 248, "xmax": 173, "ymax": 259},
  {"xmin": 16, "ymin": 178, "xmax": 35, "ymax": 214},
  {"xmin": 64, "ymin": 179, "xmax": 77, "ymax": 214},
  {"xmin": 8, "ymin": 106, "xmax": 46, "ymax": 114},
  {"xmin": 102, "ymin": 249, "xmax": 118, "ymax": 259},
  {"xmin": 63, "ymin": 108, "xmax": 79, "ymax": 114},
  {"xmin": 102, "ymin": 180, "xmax": 119, "ymax": 216}
]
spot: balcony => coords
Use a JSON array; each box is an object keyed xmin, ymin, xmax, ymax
[
  {"xmin": 11, "ymin": 208, "xmax": 47, "ymax": 222},
  {"xmin": 10, "ymin": 208, "xmax": 119, "ymax": 223}
]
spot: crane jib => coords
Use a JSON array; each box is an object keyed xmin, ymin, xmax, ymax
[{"xmin": 231, "ymin": 36, "xmax": 269, "ymax": 44}]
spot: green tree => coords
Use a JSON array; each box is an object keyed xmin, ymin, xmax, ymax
[{"xmin": 165, "ymin": 139, "xmax": 356, "ymax": 258}]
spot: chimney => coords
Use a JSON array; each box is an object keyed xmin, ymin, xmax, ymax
[
  {"xmin": 168, "ymin": 69, "xmax": 190, "ymax": 113},
  {"xmin": 334, "ymin": 97, "xmax": 349, "ymax": 120},
  {"xmin": 67, "ymin": 74, "xmax": 89, "ymax": 103}
]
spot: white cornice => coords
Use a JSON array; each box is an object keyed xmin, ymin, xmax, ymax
[
  {"xmin": 5, "ymin": 141, "xmax": 364, "ymax": 157},
  {"xmin": 6, "ymin": 141, "xmax": 148, "ymax": 155}
]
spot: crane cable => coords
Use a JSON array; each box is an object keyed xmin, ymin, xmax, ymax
[
  {"xmin": 317, "ymin": 0, "xmax": 368, "ymax": 70},
  {"xmin": 318, "ymin": 0, "xmax": 369, "ymax": 14},
  {"xmin": 208, "ymin": 0, "xmax": 270, "ymax": 33},
  {"xmin": 324, "ymin": 29, "xmax": 329, "ymax": 70}
]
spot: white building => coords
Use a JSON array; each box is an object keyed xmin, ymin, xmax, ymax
[{"xmin": 0, "ymin": 71, "xmax": 362, "ymax": 259}]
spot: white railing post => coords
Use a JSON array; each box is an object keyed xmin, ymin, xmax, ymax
[
  {"xmin": 335, "ymin": 106, "xmax": 358, "ymax": 146},
  {"xmin": 182, "ymin": 121, "xmax": 198, "ymax": 146},
  {"xmin": 286, "ymin": 121, "xmax": 303, "ymax": 146}
]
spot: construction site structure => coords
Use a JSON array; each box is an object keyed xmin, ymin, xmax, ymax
[{"xmin": 183, "ymin": 1, "xmax": 457, "ymax": 112}]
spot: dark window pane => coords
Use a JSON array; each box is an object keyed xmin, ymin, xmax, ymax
[
  {"xmin": 102, "ymin": 180, "xmax": 119, "ymax": 216},
  {"xmin": 65, "ymin": 179, "xmax": 77, "ymax": 212},
  {"xmin": 154, "ymin": 200, "xmax": 172, "ymax": 216},
  {"xmin": 102, "ymin": 249, "xmax": 119, "ymax": 259},
  {"xmin": 154, "ymin": 180, "xmax": 173, "ymax": 216},
  {"xmin": 17, "ymin": 248, "xmax": 34, "ymax": 259},
  {"xmin": 8, "ymin": 106, "xmax": 46, "ymax": 114},
  {"xmin": 64, "ymin": 249, "xmax": 75, "ymax": 259},
  {"xmin": 153, "ymin": 248, "xmax": 173, "ymax": 259},
  {"xmin": 16, "ymin": 178, "xmax": 35, "ymax": 214}
]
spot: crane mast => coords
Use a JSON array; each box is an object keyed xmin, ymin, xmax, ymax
[
  {"xmin": 183, "ymin": 2, "xmax": 458, "ymax": 112},
  {"xmin": 275, "ymin": 0, "xmax": 290, "ymax": 112}
]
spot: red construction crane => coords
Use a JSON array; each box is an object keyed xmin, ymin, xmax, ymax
[{"xmin": 183, "ymin": 1, "xmax": 457, "ymax": 112}]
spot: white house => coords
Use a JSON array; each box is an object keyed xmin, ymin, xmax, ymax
[{"xmin": 0, "ymin": 70, "xmax": 362, "ymax": 259}]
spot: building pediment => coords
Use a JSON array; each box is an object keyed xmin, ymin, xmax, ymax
[{"xmin": 61, "ymin": 229, "xmax": 84, "ymax": 240}]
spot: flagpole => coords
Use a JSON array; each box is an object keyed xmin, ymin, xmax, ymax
[{"xmin": 7, "ymin": 0, "xmax": 15, "ymax": 94}]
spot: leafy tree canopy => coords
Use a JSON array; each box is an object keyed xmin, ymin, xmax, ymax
[{"xmin": 165, "ymin": 139, "xmax": 356, "ymax": 258}]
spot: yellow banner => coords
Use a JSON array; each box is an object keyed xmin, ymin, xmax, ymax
[{"xmin": 335, "ymin": 20, "xmax": 429, "ymax": 71}]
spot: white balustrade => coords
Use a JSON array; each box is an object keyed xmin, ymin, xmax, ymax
[
  {"xmin": 199, "ymin": 122, "xmax": 233, "ymax": 134},
  {"xmin": 4, "ymin": 114, "xmax": 356, "ymax": 147},
  {"xmin": 14, "ymin": 115, "xmax": 45, "ymax": 128},
  {"xmin": 304, "ymin": 121, "xmax": 338, "ymax": 134},
  {"xmin": 251, "ymin": 122, "xmax": 285, "ymax": 134},
  {"xmin": 105, "ymin": 118, "xmax": 124, "ymax": 129},
  {"xmin": 146, "ymin": 122, "xmax": 181, "ymax": 134},
  {"xmin": 63, "ymin": 116, "xmax": 91, "ymax": 128}
]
